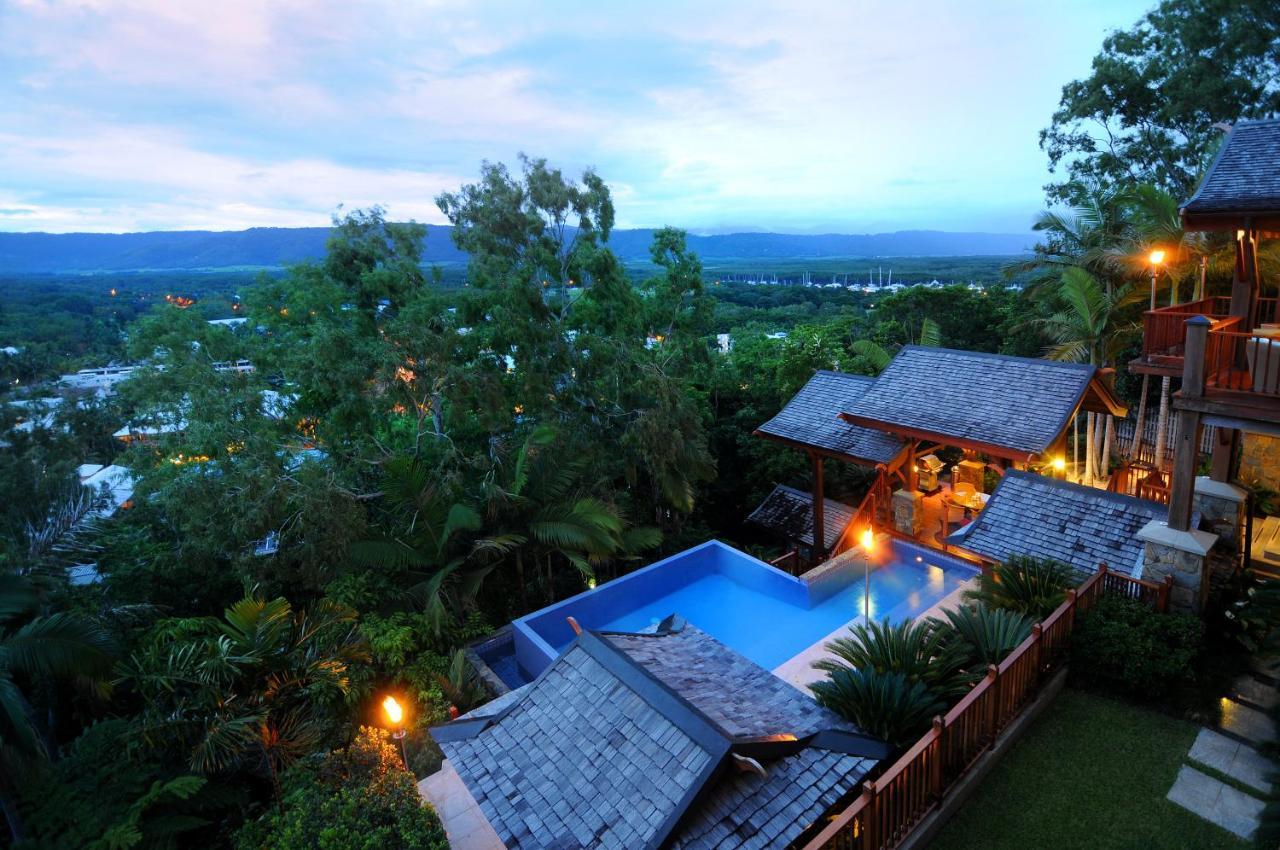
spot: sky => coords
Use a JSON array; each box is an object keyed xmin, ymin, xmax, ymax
[{"xmin": 0, "ymin": 0, "xmax": 1154, "ymax": 235}]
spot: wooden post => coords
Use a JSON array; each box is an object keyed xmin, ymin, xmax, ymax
[
  {"xmin": 931, "ymin": 716, "xmax": 944, "ymax": 799},
  {"xmin": 905, "ymin": 440, "xmax": 919, "ymax": 492},
  {"xmin": 1031, "ymin": 622, "xmax": 1043, "ymax": 676},
  {"xmin": 987, "ymin": 663, "xmax": 1001, "ymax": 738},
  {"xmin": 810, "ymin": 451, "xmax": 826, "ymax": 563},
  {"xmin": 861, "ymin": 780, "xmax": 877, "ymax": 850},
  {"xmin": 1169, "ymin": 317, "xmax": 1210, "ymax": 532},
  {"xmin": 1210, "ymin": 426, "xmax": 1238, "ymax": 483},
  {"xmin": 1230, "ymin": 226, "xmax": 1260, "ymax": 328},
  {"xmin": 1159, "ymin": 575, "xmax": 1174, "ymax": 613}
]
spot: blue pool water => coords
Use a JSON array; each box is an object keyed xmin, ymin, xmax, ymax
[
  {"xmin": 500, "ymin": 539, "xmax": 979, "ymax": 685},
  {"xmin": 596, "ymin": 558, "xmax": 971, "ymax": 670}
]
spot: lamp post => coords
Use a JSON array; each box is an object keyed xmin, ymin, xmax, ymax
[
  {"xmin": 1148, "ymin": 249, "xmax": 1166, "ymax": 310},
  {"xmin": 382, "ymin": 695, "xmax": 409, "ymax": 771},
  {"xmin": 860, "ymin": 528, "xmax": 875, "ymax": 621},
  {"xmin": 1052, "ymin": 456, "xmax": 1066, "ymax": 480}
]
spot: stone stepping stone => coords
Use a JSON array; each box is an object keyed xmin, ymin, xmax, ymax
[
  {"xmin": 1167, "ymin": 764, "xmax": 1264, "ymax": 841},
  {"xmin": 1219, "ymin": 698, "xmax": 1276, "ymax": 745},
  {"xmin": 1232, "ymin": 674, "xmax": 1279, "ymax": 711},
  {"xmin": 1188, "ymin": 728, "xmax": 1275, "ymax": 793}
]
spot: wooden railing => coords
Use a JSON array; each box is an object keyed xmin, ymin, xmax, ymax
[
  {"xmin": 1141, "ymin": 297, "xmax": 1232, "ymax": 357},
  {"xmin": 800, "ymin": 565, "xmax": 1151, "ymax": 850},
  {"xmin": 1100, "ymin": 565, "xmax": 1173, "ymax": 611},
  {"xmin": 1203, "ymin": 327, "xmax": 1280, "ymax": 398},
  {"xmin": 770, "ymin": 549, "xmax": 801, "ymax": 574},
  {"xmin": 1106, "ymin": 463, "xmax": 1171, "ymax": 504},
  {"xmin": 831, "ymin": 470, "xmax": 892, "ymax": 559}
]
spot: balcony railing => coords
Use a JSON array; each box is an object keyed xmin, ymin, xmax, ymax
[
  {"xmin": 1141, "ymin": 296, "xmax": 1233, "ymax": 359},
  {"xmin": 1204, "ymin": 328, "xmax": 1280, "ymax": 398}
]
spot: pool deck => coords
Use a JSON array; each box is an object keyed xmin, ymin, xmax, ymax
[{"xmin": 771, "ymin": 576, "xmax": 978, "ymax": 694}]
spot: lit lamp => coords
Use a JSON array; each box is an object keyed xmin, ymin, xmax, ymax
[
  {"xmin": 860, "ymin": 528, "xmax": 875, "ymax": 621},
  {"xmin": 1051, "ymin": 456, "xmax": 1066, "ymax": 479},
  {"xmin": 382, "ymin": 695, "xmax": 409, "ymax": 769},
  {"xmin": 1148, "ymin": 249, "xmax": 1165, "ymax": 310}
]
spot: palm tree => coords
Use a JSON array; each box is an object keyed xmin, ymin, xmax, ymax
[
  {"xmin": 118, "ymin": 594, "xmax": 368, "ymax": 813},
  {"xmin": 849, "ymin": 318, "xmax": 942, "ymax": 375},
  {"xmin": 1009, "ymin": 183, "xmax": 1136, "ymax": 298},
  {"xmin": 1036, "ymin": 269, "xmax": 1141, "ymax": 484},
  {"xmin": 0, "ymin": 573, "xmax": 115, "ymax": 842}
]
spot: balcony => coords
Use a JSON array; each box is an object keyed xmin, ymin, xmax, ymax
[{"xmin": 1130, "ymin": 296, "xmax": 1278, "ymax": 377}]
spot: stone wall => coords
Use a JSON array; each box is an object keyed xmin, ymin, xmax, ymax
[
  {"xmin": 1240, "ymin": 433, "xmax": 1280, "ymax": 491},
  {"xmin": 1141, "ymin": 540, "xmax": 1205, "ymax": 613}
]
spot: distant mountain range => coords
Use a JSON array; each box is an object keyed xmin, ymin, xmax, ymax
[{"xmin": 0, "ymin": 226, "xmax": 1032, "ymax": 273}]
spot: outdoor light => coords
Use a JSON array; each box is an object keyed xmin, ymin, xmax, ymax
[
  {"xmin": 1148, "ymin": 249, "xmax": 1165, "ymax": 310},
  {"xmin": 382, "ymin": 695, "xmax": 409, "ymax": 768},
  {"xmin": 860, "ymin": 529, "xmax": 874, "ymax": 622},
  {"xmin": 1052, "ymin": 457, "xmax": 1066, "ymax": 478}
]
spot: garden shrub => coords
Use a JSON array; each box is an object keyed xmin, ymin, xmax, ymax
[
  {"xmin": 965, "ymin": 554, "xmax": 1074, "ymax": 620},
  {"xmin": 1070, "ymin": 595, "xmax": 1203, "ymax": 700},
  {"xmin": 233, "ymin": 727, "xmax": 448, "ymax": 850}
]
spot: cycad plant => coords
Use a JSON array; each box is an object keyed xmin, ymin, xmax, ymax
[
  {"xmin": 930, "ymin": 604, "xmax": 1034, "ymax": 668},
  {"xmin": 814, "ymin": 617, "xmax": 971, "ymax": 699},
  {"xmin": 811, "ymin": 668, "xmax": 947, "ymax": 748},
  {"xmin": 965, "ymin": 556, "xmax": 1075, "ymax": 621}
]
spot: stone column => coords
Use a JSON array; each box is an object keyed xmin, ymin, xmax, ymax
[
  {"xmin": 892, "ymin": 488, "xmax": 923, "ymax": 537},
  {"xmin": 1240, "ymin": 433, "xmax": 1280, "ymax": 491},
  {"xmin": 1135, "ymin": 520, "xmax": 1218, "ymax": 613},
  {"xmin": 1193, "ymin": 477, "xmax": 1248, "ymax": 549},
  {"xmin": 953, "ymin": 460, "xmax": 985, "ymax": 493}
]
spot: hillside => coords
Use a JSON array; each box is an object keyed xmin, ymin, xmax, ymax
[{"xmin": 0, "ymin": 226, "xmax": 1032, "ymax": 273}]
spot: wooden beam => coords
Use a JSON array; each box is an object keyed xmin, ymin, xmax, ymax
[
  {"xmin": 1229, "ymin": 226, "xmax": 1257, "ymax": 326},
  {"xmin": 810, "ymin": 451, "xmax": 826, "ymax": 562}
]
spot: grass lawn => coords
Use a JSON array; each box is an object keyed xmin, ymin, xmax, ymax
[{"xmin": 929, "ymin": 688, "xmax": 1251, "ymax": 850}]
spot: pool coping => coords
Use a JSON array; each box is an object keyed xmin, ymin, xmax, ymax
[{"xmin": 771, "ymin": 577, "xmax": 980, "ymax": 694}]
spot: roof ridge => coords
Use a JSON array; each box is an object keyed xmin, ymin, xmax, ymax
[
  {"xmin": 895, "ymin": 344, "xmax": 1097, "ymax": 373},
  {"xmin": 999, "ymin": 468, "xmax": 1169, "ymax": 512}
]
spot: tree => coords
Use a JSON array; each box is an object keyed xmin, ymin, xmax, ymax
[
  {"xmin": 1041, "ymin": 0, "xmax": 1280, "ymax": 204},
  {"xmin": 0, "ymin": 573, "xmax": 114, "ymax": 842},
  {"xmin": 1036, "ymin": 269, "xmax": 1141, "ymax": 483},
  {"xmin": 118, "ymin": 594, "xmax": 369, "ymax": 812}
]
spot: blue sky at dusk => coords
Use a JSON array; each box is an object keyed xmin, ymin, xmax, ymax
[{"xmin": 0, "ymin": 0, "xmax": 1154, "ymax": 234}]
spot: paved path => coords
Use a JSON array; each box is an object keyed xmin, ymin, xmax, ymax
[{"xmin": 1166, "ymin": 672, "xmax": 1278, "ymax": 842}]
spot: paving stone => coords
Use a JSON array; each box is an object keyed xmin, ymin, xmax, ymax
[
  {"xmin": 1220, "ymin": 698, "xmax": 1277, "ymax": 745},
  {"xmin": 1189, "ymin": 728, "xmax": 1276, "ymax": 793},
  {"xmin": 1168, "ymin": 764, "xmax": 1263, "ymax": 841},
  {"xmin": 1232, "ymin": 674, "xmax": 1280, "ymax": 710}
]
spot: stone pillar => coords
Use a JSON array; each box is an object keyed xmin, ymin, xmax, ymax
[
  {"xmin": 953, "ymin": 460, "xmax": 985, "ymax": 493},
  {"xmin": 892, "ymin": 488, "xmax": 923, "ymax": 537},
  {"xmin": 1136, "ymin": 520, "xmax": 1218, "ymax": 614},
  {"xmin": 1193, "ymin": 477, "xmax": 1248, "ymax": 549}
]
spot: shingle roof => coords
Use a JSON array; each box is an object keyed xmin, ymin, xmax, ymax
[
  {"xmin": 746, "ymin": 484, "xmax": 855, "ymax": 551},
  {"xmin": 756, "ymin": 370, "xmax": 906, "ymax": 465},
  {"xmin": 1183, "ymin": 119, "xmax": 1280, "ymax": 221},
  {"xmin": 433, "ymin": 622, "xmax": 884, "ymax": 850},
  {"xmin": 945, "ymin": 470, "xmax": 1169, "ymax": 577},
  {"xmin": 841, "ymin": 347, "xmax": 1103, "ymax": 459}
]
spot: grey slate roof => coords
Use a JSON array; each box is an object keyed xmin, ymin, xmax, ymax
[
  {"xmin": 433, "ymin": 622, "xmax": 883, "ymax": 850},
  {"xmin": 756, "ymin": 370, "xmax": 906, "ymax": 465},
  {"xmin": 841, "ymin": 347, "xmax": 1097, "ymax": 458},
  {"xmin": 945, "ymin": 470, "xmax": 1169, "ymax": 577},
  {"xmin": 746, "ymin": 484, "xmax": 855, "ymax": 551},
  {"xmin": 1183, "ymin": 120, "xmax": 1280, "ymax": 218}
]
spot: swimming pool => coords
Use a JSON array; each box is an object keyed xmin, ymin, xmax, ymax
[{"xmin": 506, "ymin": 538, "xmax": 978, "ymax": 683}]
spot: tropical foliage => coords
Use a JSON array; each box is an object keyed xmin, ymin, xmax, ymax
[{"xmin": 965, "ymin": 556, "xmax": 1076, "ymax": 621}]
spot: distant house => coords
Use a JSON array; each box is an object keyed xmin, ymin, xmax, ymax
[{"xmin": 77, "ymin": 463, "xmax": 135, "ymax": 515}]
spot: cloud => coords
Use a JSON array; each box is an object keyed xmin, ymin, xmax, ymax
[{"xmin": 1, "ymin": 0, "xmax": 1155, "ymax": 233}]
